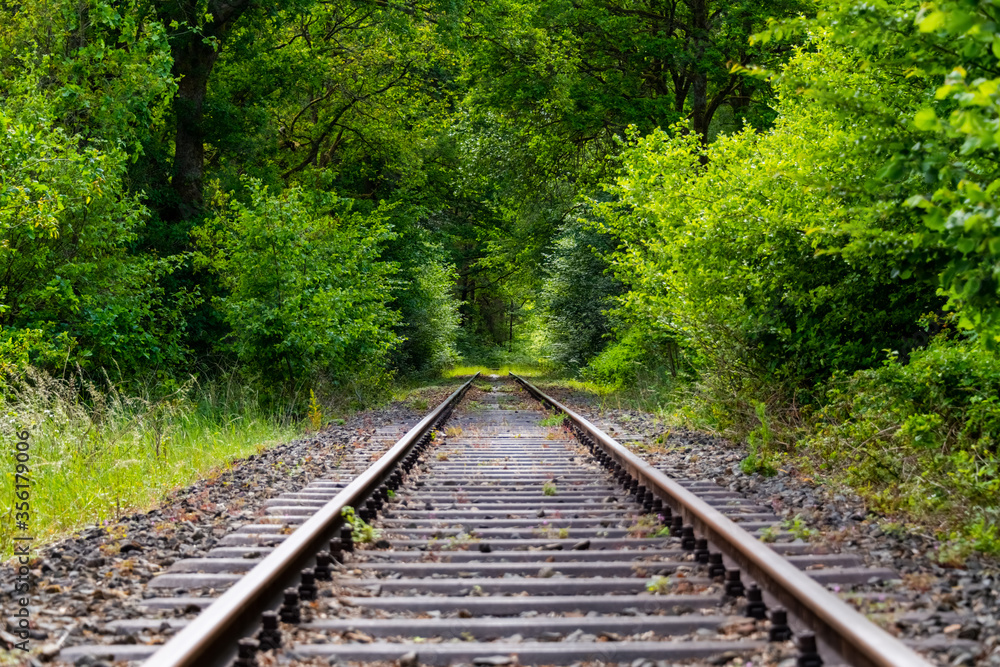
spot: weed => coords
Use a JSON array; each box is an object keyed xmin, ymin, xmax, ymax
[
  {"xmin": 740, "ymin": 401, "xmax": 778, "ymax": 476},
  {"xmin": 558, "ymin": 527, "xmax": 569, "ymax": 539},
  {"xmin": 445, "ymin": 426, "xmax": 464, "ymax": 437},
  {"xmin": 308, "ymin": 389, "xmax": 323, "ymax": 431},
  {"xmin": 628, "ymin": 513, "xmax": 667, "ymax": 538},
  {"xmin": 542, "ymin": 480, "xmax": 558, "ymax": 496},
  {"xmin": 783, "ymin": 515, "xmax": 818, "ymax": 541},
  {"xmin": 539, "ymin": 413, "xmax": 565, "ymax": 427},
  {"xmin": 99, "ymin": 524, "xmax": 130, "ymax": 555},
  {"xmin": 341, "ymin": 506, "xmax": 380, "ymax": 544},
  {"xmin": 758, "ymin": 525, "xmax": 778, "ymax": 543},
  {"xmin": 935, "ymin": 516, "xmax": 1000, "ymax": 564},
  {"xmin": 436, "ymin": 452, "xmax": 449, "ymax": 461},
  {"xmin": 410, "ymin": 398, "xmax": 429, "ymax": 412},
  {"xmin": 443, "ymin": 532, "xmax": 479, "ymax": 550},
  {"xmin": 646, "ymin": 575, "xmax": 671, "ymax": 594},
  {"xmin": 880, "ymin": 522, "xmax": 908, "ymax": 538}
]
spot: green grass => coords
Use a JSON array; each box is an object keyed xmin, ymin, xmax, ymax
[
  {"xmin": 539, "ymin": 413, "xmax": 565, "ymax": 427},
  {"xmin": 443, "ymin": 363, "xmax": 556, "ymax": 378},
  {"xmin": 555, "ymin": 378, "xmax": 615, "ymax": 396},
  {"xmin": 0, "ymin": 370, "xmax": 299, "ymax": 557}
]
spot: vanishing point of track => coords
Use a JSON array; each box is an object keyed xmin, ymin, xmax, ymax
[{"xmin": 58, "ymin": 375, "xmax": 942, "ymax": 667}]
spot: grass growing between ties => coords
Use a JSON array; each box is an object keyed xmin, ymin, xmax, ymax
[
  {"xmin": 341, "ymin": 506, "xmax": 380, "ymax": 544},
  {"xmin": 0, "ymin": 370, "xmax": 299, "ymax": 558},
  {"xmin": 539, "ymin": 413, "xmax": 565, "ymax": 427}
]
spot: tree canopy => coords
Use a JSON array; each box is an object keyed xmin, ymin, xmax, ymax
[{"xmin": 2, "ymin": 0, "xmax": 999, "ymax": 403}]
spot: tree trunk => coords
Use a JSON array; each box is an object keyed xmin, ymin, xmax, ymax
[
  {"xmin": 688, "ymin": 0, "xmax": 710, "ymax": 143},
  {"xmin": 170, "ymin": 37, "xmax": 219, "ymax": 218},
  {"xmin": 155, "ymin": 0, "xmax": 255, "ymax": 219},
  {"xmin": 508, "ymin": 301, "xmax": 514, "ymax": 353}
]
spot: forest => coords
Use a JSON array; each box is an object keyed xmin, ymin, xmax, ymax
[{"xmin": 3, "ymin": 0, "xmax": 1000, "ymax": 557}]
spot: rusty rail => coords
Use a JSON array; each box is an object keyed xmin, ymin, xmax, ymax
[
  {"xmin": 143, "ymin": 373, "xmax": 479, "ymax": 667},
  {"xmin": 511, "ymin": 373, "xmax": 934, "ymax": 667}
]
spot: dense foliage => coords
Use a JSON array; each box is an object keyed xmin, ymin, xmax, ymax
[
  {"xmin": 548, "ymin": 0, "xmax": 1000, "ymax": 553},
  {"xmin": 5, "ymin": 0, "xmax": 1000, "ymax": 553},
  {"xmin": 192, "ymin": 181, "xmax": 400, "ymax": 383},
  {"xmin": 0, "ymin": 0, "xmax": 807, "ymax": 393},
  {"xmin": 0, "ymin": 0, "xmax": 467, "ymax": 400}
]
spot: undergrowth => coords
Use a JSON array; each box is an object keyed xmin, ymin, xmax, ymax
[
  {"xmin": 0, "ymin": 368, "xmax": 299, "ymax": 557},
  {"xmin": 800, "ymin": 337, "xmax": 1000, "ymax": 560},
  {"xmin": 553, "ymin": 334, "xmax": 1000, "ymax": 560}
]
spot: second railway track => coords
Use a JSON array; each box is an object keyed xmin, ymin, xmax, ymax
[{"xmin": 55, "ymin": 375, "xmax": 971, "ymax": 666}]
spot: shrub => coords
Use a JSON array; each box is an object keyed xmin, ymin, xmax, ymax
[
  {"xmin": 0, "ymin": 98, "xmax": 193, "ymax": 377},
  {"xmin": 193, "ymin": 179, "xmax": 400, "ymax": 385},
  {"xmin": 581, "ymin": 328, "xmax": 684, "ymax": 390},
  {"xmin": 806, "ymin": 335, "xmax": 1000, "ymax": 553},
  {"xmin": 593, "ymin": 41, "xmax": 942, "ymax": 395}
]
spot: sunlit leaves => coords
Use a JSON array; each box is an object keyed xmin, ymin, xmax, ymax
[
  {"xmin": 592, "ymin": 41, "xmax": 943, "ymax": 384},
  {"xmin": 192, "ymin": 179, "xmax": 401, "ymax": 381}
]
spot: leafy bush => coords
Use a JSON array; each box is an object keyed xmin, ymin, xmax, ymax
[
  {"xmin": 0, "ymin": 96, "xmax": 193, "ymax": 377},
  {"xmin": 193, "ymin": 180, "xmax": 400, "ymax": 385},
  {"xmin": 806, "ymin": 334, "xmax": 1000, "ymax": 553},
  {"xmin": 588, "ymin": 39, "xmax": 944, "ymax": 412},
  {"xmin": 0, "ymin": 0, "xmax": 175, "ymax": 152},
  {"xmin": 757, "ymin": 0, "xmax": 1000, "ymax": 350},
  {"xmin": 0, "ymin": 3, "xmax": 191, "ymax": 379},
  {"xmin": 581, "ymin": 328, "xmax": 685, "ymax": 391}
]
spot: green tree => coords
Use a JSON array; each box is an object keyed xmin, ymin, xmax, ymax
[
  {"xmin": 192, "ymin": 180, "xmax": 400, "ymax": 383},
  {"xmin": 0, "ymin": 1, "xmax": 193, "ymax": 377},
  {"xmin": 756, "ymin": 0, "xmax": 1000, "ymax": 348},
  {"xmin": 541, "ymin": 219, "xmax": 624, "ymax": 368},
  {"xmin": 595, "ymin": 40, "xmax": 942, "ymax": 389}
]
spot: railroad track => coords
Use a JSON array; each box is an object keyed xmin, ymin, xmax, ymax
[{"xmin": 55, "ymin": 375, "xmax": 967, "ymax": 666}]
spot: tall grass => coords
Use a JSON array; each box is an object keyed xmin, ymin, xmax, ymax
[{"xmin": 0, "ymin": 369, "xmax": 300, "ymax": 557}]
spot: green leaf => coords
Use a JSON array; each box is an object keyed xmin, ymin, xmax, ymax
[
  {"xmin": 924, "ymin": 209, "xmax": 947, "ymax": 232},
  {"xmin": 919, "ymin": 10, "xmax": 946, "ymax": 33},
  {"xmin": 913, "ymin": 108, "xmax": 942, "ymax": 132}
]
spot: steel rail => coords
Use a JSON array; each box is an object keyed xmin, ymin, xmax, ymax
[
  {"xmin": 143, "ymin": 373, "xmax": 479, "ymax": 667},
  {"xmin": 511, "ymin": 373, "xmax": 934, "ymax": 667}
]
